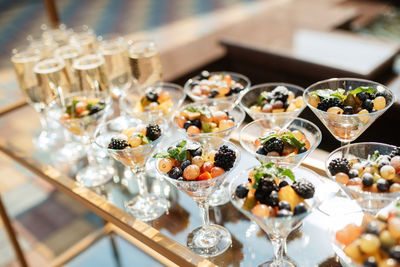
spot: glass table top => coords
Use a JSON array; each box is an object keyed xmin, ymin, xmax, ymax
[{"xmin": 0, "ymin": 103, "xmax": 349, "ymax": 266}]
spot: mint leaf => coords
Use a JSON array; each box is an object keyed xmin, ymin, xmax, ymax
[
  {"xmin": 153, "ymin": 152, "xmax": 169, "ymax": 158},
  {"xmin": 252, "ymin": 162, "xmax": 278, "ymax": 189},
  {"xmin": 259, "ymin": 133, "xmax": 278, "ymax": 144},
  {"xmin": 371, "ymin": 150, "xmax": 380, "ymax": 162},
  {"xmin": 257, "ymin": 91, "xmax": 270, "ymax": 106},
  {"xmin": 138, "ymin": 134, "xmax": 151, "ymax": 144},
  {"xmin": 280, "ymin": 132, "xmax": 305, "ymax": 149},
  {"xmin": 310, "ymin": 89, "xmax": 344, "ymax": 100},
  {"xmin": 184, "ymin": 106, "xmax": 211, "ymax": 118},
  {"xmin": 279, "ymin": 169, "xmax": 295, "ymax": 182},
  {"xmin": 348, "ymin": 86, "xmax": 374, "ymax": 96},
  {"xmin": 177, "ymin": 140, "xmax": 187, "ymax": 148},
  {"xmin": 176, "ymin": 149, "xmax": 188, "ymax": 162}
]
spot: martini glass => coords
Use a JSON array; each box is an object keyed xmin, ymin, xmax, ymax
[
  {"xmin": 326, "ymin": 142, "xmax": 400, "ymax": 215},
  {"xmin": 240, "ymin": 83, "xmax": 306, "ymax": 121},
  {"xmin": 156, "ymin": 137, "xmax": 241, "ymax": 257},
  {"xmin": 229, "ymin": 163, "xmax": 325, "ymax": 266},
  {"xmin": 304, "ymin": 78, "xmax": 395, "ymax": 149},
  {"xmin": 52, "ymin": 91, "xmax": 114, "ymax": 187},
  {"xmin": 174, "ymin": 100, "xmax": 245, "ymax": 206},
  {"xmin": 184, "ymin": 71, "xmax": 251, "ymax": 107},
  {"xmin": 240, "ymin": 117, "xmax": 322, "ymax": 166},
  {"xmin": 120, "ymin": 82, "xmax": 186, "ymax": 121},
  {"xmin": 95, "ymin": 116, "xmax": 168, "ymax": 221}
]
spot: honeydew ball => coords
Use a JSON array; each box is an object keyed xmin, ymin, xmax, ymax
[{"xmin": 381, "ymin": 165, "xmax": 396, "ymax": 180}]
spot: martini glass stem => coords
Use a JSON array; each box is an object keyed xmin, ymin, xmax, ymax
[
  {"xmin": 340, "ymin": 141, "xmax": 351, "ymax": 157},
  {"xmin": 270, "ymin": 236, "xmax": 286, "ymax": 266},
  {"xmin": 82, "ymin": 135, "xmax": 97, "ymax": 167},
  {"xmin": 199, "ymin": 201, "xmax": 210, "ymax": 226},
  {"xmin": 131, "ymin": 167, "xmax": 148, "ymax": 196}
]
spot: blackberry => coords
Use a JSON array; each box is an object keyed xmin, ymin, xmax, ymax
[
  {"xmin": 278, "ymin": 201, "xmax": 291, "ymax": 211},
  {"xmin": 343, "ymin": 106, "xmax": 354, "ymax": 115},
  {"xmin": 362, "ymin": 99, "xmax": 374, "ymax": 112},
  {"xmin": 146, "ymin": 124, "xmax": 162, "ymax": 141},
  {"xmin": 266, "ymin": 190, "xmax": 279, "ymax": 206},
  {"xmin": 183, "ymin": 121, "xmax": 192, "ymax": 130},
  {"xmin": 272, "ymin": 86, "xmax": 289, "ymax": 102},
  {"xmin": 145, "ymin": 90, "xmax": 158, "ymax": 102},
  {"xmin": 181, "ymin": 160, "xmax": 191, "ymax": 171},
  {"xmin": 277, "ymin": 209, "xmax": 293, "ymax": 217},
  {"xmin": 200, "ymin": 70, "xmax": 210, "ymax": 79},
  {"xmin": 363, "ymin": 257, "xmax": 378, "ymax": 267},
  {"xmin": 377, "ymin": 178, "xmax": 389, "ymax": 192},
  {"xmin": 317, "ymin": 98, "xmax": 344, "ymax": 111},
  {"xmin": 262, "ymin": 137, "xmax": 284, "ymax": 155},
  {"xmin": 214, "ymin": 145, "xmax": 236, "ymax": 171},
  {"xmin": 108, "ymin": 137, "xmax": 129, "ymax": 150},
  {"xmin": 294, "ymin": 203, "xmax": 308, "ymax": 215},
  {"xmin": 209, "ymin": 90, "xmax": 219, "ymax": 98},
  {"xmin": 255, "ymin": 188, "xmax": 268, "ymax": 203},
  {"xmin": 357, "ymin": 92, "xmax": 372, "ymax": 102},
  {"xmin": 235, "ymin": 185, "xmax": 249, "ymax": 198},
  {"xmin": 389, "ymin": 147, "xmax": 400, "ymax": 159},
  {"xmin": 362, "ymin": 173, "xmax": 374, "ymax": 187},
  {"xmin": 259, "ymin": 178, "xmax": 279, "ymax": 193},
  {"xmin": 168, "ymin": 167, "xmax": 182, "ymax": 179},
  {"xmin": 328, "ymin": 158, "xmax": 350, "ymax": 175},
  {"xmin": 89, "ymin": 104, "xmax": 103, "ymax": 115},
  {"xmin": 256, "ymin": 146, "xmax": 267, "ymax": 155},
  {"xmin": 292, "ymin": 179, "xmax": 315, "ymax": 199}
]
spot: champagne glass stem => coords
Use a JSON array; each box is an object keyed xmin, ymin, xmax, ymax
[
  {"xmin": 270, "ymin": 236, "xmax": 286, "ymax": 266},
  {"xmin": 131, "ymin": 168, "xmax": 148, "ymax": 196},
  {"xmin": 38, "ymin": 108, "xmax": 49, "ymax": 130}
]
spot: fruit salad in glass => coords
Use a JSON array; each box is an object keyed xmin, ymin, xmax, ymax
[
  {"xmin": 328, "ymin": 146, "xmax": 400, "ymax": 193},
  {"xmin": 248, "ymin": 85, "xmax": 305, "ymax": 114},
  {"xmin": 309, "ymin": 86, "xmax": 389, "ymax": 115},
  {"xmin": 175, "ymin": 100, "xmax": 245, "ymax": 139},
  {"xmin": 334, "ymin": 204, "xmax": 400, "ymax": 266},
  {"xmin": 184, "ymin": 71, "xmax": 250, "ymax": 105},
  {"xmin": 233, "ymin": 162, "xmax": 315, "ymax": 218},
  {"xmin": 155, "ymin": 140, "xmax": 237, "ymax": 182},
  {"xmin": 254, "ymin": 127, "xmax": 310, "ymax": 157}
]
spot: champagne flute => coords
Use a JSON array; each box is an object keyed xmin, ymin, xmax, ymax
[
  {"xmin": 70, "ymin": 25, "xmax": 98, "ymax": 54},
  {"xmin": 98, "ymin": 35, "xmax": 132, "ymax": 98},
  {"xmin": 11, "ymin": 45, "xmax": 60, "ymax": 149},
  {"xmin": 41, "ymin": 24, "xmax": 71, "ymax": 46},
  {"xmin": 128, "ymin": 40, "xmax": 162, "ymax": 88},
  {"xmin": 54, "ymin": 44, "xmax": 83, "ymax": 90},
  {"xmin": 72, "ymin": 54, "xmax": 110, "ymax": 94}
]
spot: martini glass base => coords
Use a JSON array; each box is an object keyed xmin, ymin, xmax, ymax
[
  {"xmin": 76, "ymin": 165, "xmax": 114, "ymax": 187},
  {"xmin": 125, "ymin": 194, "xmax": 168, "ymax": 221},
  {"xmin": 209, "ymin": 186, "xmax": 230, "ymax": 206},
  {"xmin": 54, "ymin": 142, "xmax": 84, "ymax": 162},
  {"xmin": 34, "ymin": 130, "xmax": 62, "ymax": 151},
  {"xmin": 259, "ymin": 259, "xmax": 297, "ymax": 267},
  {"xmin": 187, "ymin": 224, "xmax": 232, "ymax": 258}
]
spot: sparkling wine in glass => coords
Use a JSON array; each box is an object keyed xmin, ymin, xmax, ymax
[
  {"xmin": 98, "ymin": 35, "xmax": 132, "ymax": 98},
  {"xmin": 11, "ymin": 46, "xmax": 60, "ymax": 149},
  {"xmin": 128, "ymin": 40, "xmax": 162, "ymax": 88},
  {"xmin": 70, "ymin": 25, "xmax": 98, "ymax": 54},
  {"xmin": 73, "ymin": 54, "xmax": 110, "ymax": 94},
  {"xmin": 54, "ymin": 44, "xmax": 83, "ymax": 90}
]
